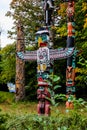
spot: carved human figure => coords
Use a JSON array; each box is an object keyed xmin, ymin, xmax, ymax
[
  {"xmin": 37, "ymin": 86, "xmax": 51, "ymax": 116},
  {"xmin": 66, "ymin": 66, "xmax": 75, "ymax": 86},
  {"xmin": 66, "ymin": 1, "xmax": 75, "ymax": 21}
]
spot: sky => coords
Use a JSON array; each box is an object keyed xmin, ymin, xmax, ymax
[{"xmin": 0, "ymin": 0, "xmax": 14, "ymax": 48}]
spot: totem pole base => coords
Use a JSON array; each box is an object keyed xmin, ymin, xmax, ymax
[
  {"xmin": 37, "ymin": 101, "xmax": 50, "ymax": 116},
  {"xmin": 37, "ymin": 86, "xmax": 51, "ymax": 116}
]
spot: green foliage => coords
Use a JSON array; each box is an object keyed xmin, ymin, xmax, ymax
[
  {"xmin": 0, "ymin": 91, "xmax": 15, "ymax": 104},
  {"xmin": 74, "ymin": 1, "xmax": 87, "ymax": 89},
  {"xmin": 6, "ymin": 0, "xmax": 43, "ymax": 45},
  {"xmin": 0, "ymin": 43, "xmax": 16, "ymax": 84},
  {"xmin": 0, "ymin": 113, "xmax": 9, "ymax": 130},
  {"xmin": 25, "ymin": 61, "xmax": 37, "ymax": 101},
  {"xmin": 73, "ymin": 98, "xmax": 87, "ymax": 111},
  {"xmin": 47, "ymin": 74, "xmax": 66, "ymax": 106},
  {"xmin": 0, "ymin": 92, "xmax": 87, "ymax": 130},
  {"xmin": 76, "ymin": 56, "xmax": 87, "ymax": 87},
  {"xmin": 5, "ymin": 111, "xmax": 87, "ymax": 130}
]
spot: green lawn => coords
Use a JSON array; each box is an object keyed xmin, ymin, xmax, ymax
[
  {"xmin": 0, "ymin": 91, "xmax": 37, "ymax": 115},
  {"xmin": 0, "ymin": 91, "xmax": 87, "ymax": 116},
  {"xmin": 0, "ymin": 91, "xmax": 65, "ymax": 116}
]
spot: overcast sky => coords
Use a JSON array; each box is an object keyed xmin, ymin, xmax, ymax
[{"xmin": 0, "ymin": 0, "xmax": 14, "ymax": 48}]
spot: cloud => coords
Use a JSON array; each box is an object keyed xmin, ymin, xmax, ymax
[{"xmin": 0, "ymin": 11, "xmax": 13, "ymax": 31}]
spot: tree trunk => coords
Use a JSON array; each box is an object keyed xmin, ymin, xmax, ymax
[{"xmin": 15, "ymin": 21, "xmax": 25, "ymax": 101}]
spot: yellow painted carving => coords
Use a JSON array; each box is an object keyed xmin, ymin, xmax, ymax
[{"xmin": 38, "ymin": 37, "xmax": 43, "ymax": 47}]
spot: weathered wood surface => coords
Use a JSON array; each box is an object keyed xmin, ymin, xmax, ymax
[{"xmin": 15, "ymin": 21, "xmax": 25, "ymax": 101}]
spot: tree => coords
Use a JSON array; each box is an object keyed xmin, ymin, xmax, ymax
[
  {"xmin": 15, "ymin": 21, "xmax": 25, "ymax": 101},
  {"xmin": 6, "ymin": 0, "xmax": 43, "ymax": 46}
]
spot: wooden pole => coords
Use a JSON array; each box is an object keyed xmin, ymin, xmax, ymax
[{"xmin": 15, "ymin": 21, "xmax": 25, "ymax": 101}]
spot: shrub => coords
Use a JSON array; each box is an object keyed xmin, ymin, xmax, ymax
[
  {"xmin": 0, "ymin": 113, "xmax": 9, "ymax": 130},
  {"xmin": 0, "ymin": 91, "xmax": 14, "ymax": 104},
  {"xmin": 6, "ymin": 111, "xmax": 87, "ymax": 130}
]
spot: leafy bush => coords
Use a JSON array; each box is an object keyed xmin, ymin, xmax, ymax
[
  {"xmin": 0, "ymin": 91, "xmax": 87, "ymax": 130},
  {"xmin": 0, "ymin": 97, "xmax": 87, "ymax": 130},
  {"xmin": 0, "ymin": 113, "xmax": 9, "ymax": 130},
  {"xmin": 6, "ymin": 111, "xmax": 87, "ymax": 130},
  {"xmin": 0, "ymin": 91, "xmax": 15, "ymax": 103}
]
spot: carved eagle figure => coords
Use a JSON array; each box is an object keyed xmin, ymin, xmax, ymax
[{"xmin": 17, "ymin": 47, "xmax": 75, "ymax": 61}]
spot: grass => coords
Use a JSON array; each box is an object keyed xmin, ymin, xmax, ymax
[
  {"xmin": 0, "ymin": 91, "xmax": 87, "ymax": 117},
  {"xmin": 0, "ymin": 92, "xmax": 87, "ymax": 130},
  {"xmin": 0, "ymin": 102, "xmax": 37, "ymax": 115},
  {"xmin": 0, "ymin": 91, "xmax": 66, "ymax": 116},
  {"xmin": 0, "ymin": 91, "xmax": 37, "ymax": 115}
]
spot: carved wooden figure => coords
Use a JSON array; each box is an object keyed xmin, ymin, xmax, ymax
[
  {"xmin": 66, "ymin": 66, "xmax": 75, "ymax": 86},
  {"xmin": 66, "ymin": 1, "xmax": 75, "ymax": 21},
  {"xmin": 37, "ymin": 86, "xmax": 51, "ymax": 116}
]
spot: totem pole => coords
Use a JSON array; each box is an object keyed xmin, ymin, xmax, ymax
[
  {"xmin": 15, "ymin": 21, "xmax": 25, "ymax": 101},
  {"xmin": 17, "ymin": 0, "xmax": 75, "ymax": 115},
  {"xmin": 36, "ymin": 0, "xmax": 54, "ymax": 116},
  {"xmin": 64, "ymin": 0, "xmax": 76, "ymax": 110}
]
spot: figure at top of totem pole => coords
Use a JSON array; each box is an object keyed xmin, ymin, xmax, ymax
[
  {"xmin": 42, "ymin": 0, "xmax": 54, "ymax": 26},
  {"xmin": 43, "ymin": 0, "xmax": 54, "ymax": 10},
  {"xmin": 66, "ymin": 1, "xmax": 75, "ymax": 22}
]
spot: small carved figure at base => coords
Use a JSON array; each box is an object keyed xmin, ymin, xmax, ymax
[{"xmin": 37, "ymin": 86, "xmax": 51, "ymax": 116}]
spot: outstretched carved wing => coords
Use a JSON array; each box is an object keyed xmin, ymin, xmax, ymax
[
  {"xmin": 17, "ymin": 47, "xmax": 74, "ymax": 61},
  {"xmin": 17, "ymin": 51, "xmax": 37, "ymax": 61},
  {"xmin": 49, "ymin": 47, "xmax": 75, "ymax": 60}
]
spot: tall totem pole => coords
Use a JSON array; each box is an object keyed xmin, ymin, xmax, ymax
[
  {"xmin": 36, "ymin": 0, "xmax": 54, "ymax": 116},
  {"xmin": 16, "ymin": 21, "xmax": 25, "ymax": 101},
  {"xmin": 64, "ymin": 0, "xmax": 76, "ymax": 110},
  {"xmin": 17, "ymin": 0, "xmax": 75, "ymax": 115}
]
